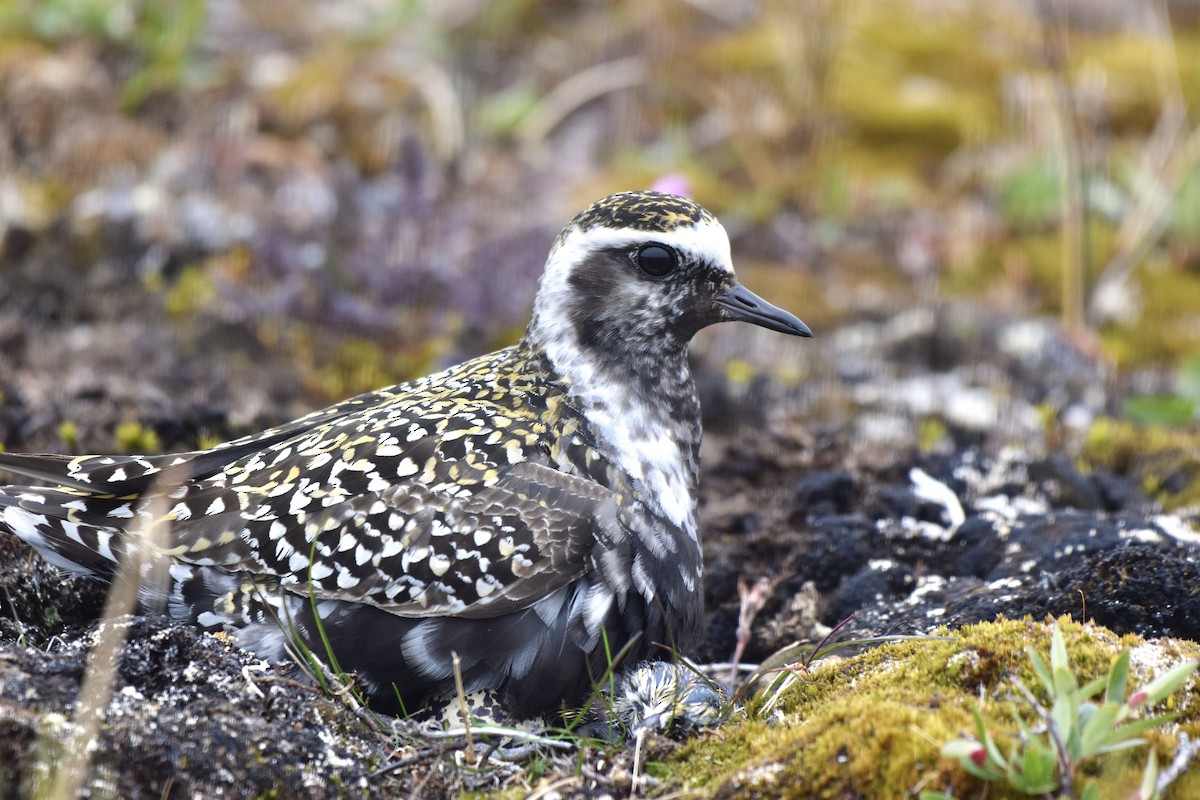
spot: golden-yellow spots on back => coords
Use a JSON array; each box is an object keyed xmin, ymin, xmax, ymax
[{"xmin": 420, "ymin": 458, "xmax": 438, "ymax": 483}]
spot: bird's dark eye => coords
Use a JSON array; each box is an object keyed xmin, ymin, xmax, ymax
[{"xmin": 635, "ymin": 244, "xmax": 678, "ymax": 277}]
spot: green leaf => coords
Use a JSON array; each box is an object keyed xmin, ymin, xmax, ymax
[
  {"xmin": 1029, "ymin": 648, "xmax": 1055, "ymax": 697},
  {"xmin": 1017, "ymin": 741, "xmax": 1059, "ymax": 793},
  {"xmin": 1000, "ymin": 157, "xmax": 1061, "ymax": 227},
  {"xmin": 1094, "ymin": 737, "xmax": 1148, "ymax": 755},
  {"xmin": 1122, "ymin": 395, "xmax": 1198, "ymax": 428},
  {"xmin": 1078, "ymin": 702, "xmax": 1120, "ymax": 758},
  {"xmin": 1077, "ymin": 700, "xmax": 1098, "ymax": 729},
  {"xmin": 1048, "ymin": 627, "xmax": 1080, "ymax": 699},
  {"xmin": 1079, "ymin": 675, "xmax": 1107, "ymax": 701},
  {"xmin": 1137, "ymin": 750, "xmax": 1159, "ymax": 800},
  {"xmin": 1051, "ymin": 693, "xmax": 1080, "ymax": 761},
  {"xmin": 1050, "ymin": 624, "xmax": 1070, "ymax": 674},
  {"xmin": 1136, "ymin": 660, "xmax": 1198, "ymax": 707},
  {"xmin": 944, "ymin": 733, "xmax": 1005, "ymax": 782},
  {"xmin": 973, "ymin": 709, "xmax": 1009, "ymax": 770},
  {"xmin": 1003, "ymin": 745, "xmax": 1054, "ymax": 793},
  {"xmin": 1105, "ymin": 713, "xmax": 1180, "ymax": 745},
  {"xmin": 1106, "ymin": 649, "xmax": 1131, "ymax": 705},
  {"xmin": 960, "ymin": 759, "xmax": 1006, "ymax": 782}
]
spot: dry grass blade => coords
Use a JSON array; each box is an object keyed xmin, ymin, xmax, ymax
[
  {"xmin": 630, "ymin": 729, "xmax": 647, "ymax": 800},
  {"xmin": 1036, "ymin": 0, "xmax": 1088, "ymax": 335},
  {"xmin": 518, "ymin": 57, "xmax": 646, "ymax": 146},
  {"xmin": 45, "ymin": 467, "xmax": 184, "ymax": 800},
  {"xmin": 1090, "ymin": 1, "xmax": 1200, "ymax": 323},
  {"xmin": 525, "ymin": 775, "xmax": 581, "ymax": 800}
]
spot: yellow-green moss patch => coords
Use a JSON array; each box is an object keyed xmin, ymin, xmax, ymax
[
  {"xmin": 1081, "ymin": 417, "xmax": 1200, "ymax": 511},
  {"xmin": 671, "ymin": 618, "xmax": 1199, "ymax": 799}
]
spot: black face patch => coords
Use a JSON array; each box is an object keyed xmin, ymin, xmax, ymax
[
  {"xmin": 567, "ymin": 191, "xmax": 716, "ymax": 236},
  {"xmin": 564, "ymin": 246, "xmax": 731, "ymax": 355},
  {"xmin": 566, "ymin": 249, "xmax": 636, "ymax": 352}
]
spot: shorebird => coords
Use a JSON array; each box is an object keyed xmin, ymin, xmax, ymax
[{"xmin": 0, "ymin": 190, "xmax": 811, "ymax": 719}]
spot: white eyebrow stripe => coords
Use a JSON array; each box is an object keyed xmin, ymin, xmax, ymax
[{"xmin": 554, "ymin": 221, "xmax": 734, "ymax": 276}]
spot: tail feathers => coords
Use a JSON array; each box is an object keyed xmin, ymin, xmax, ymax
[
  {"xmin": 2, "ymin": 503, "xmax": 121, "ymax": 578},
  {"xmin": 0, "ymin": 405, "xmax": 358, "ymax": 497},
  {"xmin": 2, "ymin": 487, "xmax": 279, "ymax": 636},
  {"xmin": 0, "ymin": 482, "xmax": 136, "ymax": 575},
  {"xmin": 0, "ymin": 451, "xmax": 196, "ymax": 496}
]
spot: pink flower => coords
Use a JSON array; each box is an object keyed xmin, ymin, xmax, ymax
[{"xmin": 650, "ymin": 173, "xmax": 692, "ymax": 198}]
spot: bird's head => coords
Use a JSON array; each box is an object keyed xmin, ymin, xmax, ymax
[{"xmin": 526, "ymin": 191, "xmax": 811, "ymax": 367}]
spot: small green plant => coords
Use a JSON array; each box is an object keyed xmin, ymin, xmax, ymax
[
  {"xmin": 1, "ymin": 0, "xmax": 208, "ymax": 109},
  {"xmin": 924, "ymin": 623, "xmax": 1197, "ymax": 800},
  {"xmin": 1122, "ymin": 358, "xmax": 1200, "ymax": 428}
]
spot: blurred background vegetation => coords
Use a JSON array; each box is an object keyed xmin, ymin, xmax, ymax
[{"xmin": 0, "ymin": 0, "xmax": 1198, "ymax": 449}]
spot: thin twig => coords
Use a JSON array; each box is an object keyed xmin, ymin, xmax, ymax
[
  {"xmin": 451, "ymin": 650, "xmax": 474, "ymax": 764},
  {"xmin": 728, "ymin": 575, "xmax": 783, "ymax": 689},
  {"xmin": 1157, "ymin": 732, "xmax": 1200, "ymax": 796},
  {"xmin": 366, "ymin": 746, "xmax": 438, "ymax": 777},
  {"xmin": 415, "ymin": 726, "xmax": 571, "ymax": 747}
]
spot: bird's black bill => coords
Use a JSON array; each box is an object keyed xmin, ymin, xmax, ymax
[{"xmin": 715, "ymin": 283, "xmax": 813, "ymax": 337}]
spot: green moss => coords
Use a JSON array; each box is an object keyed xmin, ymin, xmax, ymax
[
  {"xmin": 1080, "ymin": 417, "xmax": 1200, "ymax": 511},
  {"xmin": 461, "ymin": 790, "xmax": 527, "ymax": 800},
  {"xmin": 1073, "ymin": 33, "xmax": 1182, "ymax": 135},
  {"xmin": 670, "ymin": 618, "xmax": 1200, "ymax": 799},
  {"xmin": 917, "ymin": 417, "xmax": 949, "ymax": 453},
  {"xmin": 113, "ymin": 420, "xmax": 161, "ymax": 454},
  {"xmin": 1100, "ymin": 258, "xmax": 1200, "ymax": 367},
  {"xmin": 829, "ymin": 6, "xmax": 1003, "ymax": 154},
  {"xmin": 163, "ymin": 264, "xmax": 217, "ymax": 319},
  {"xmin": 196, "ymin": 433, "xmax": 223, "ymax": 451},
  {"xmin": 724, "ymin": 359, "xmax": 755, "ymax": 389},
  {"xmin": 304, "ymin": 334, "xmax": 442, "ymax": 402},
  {"xmin": 56, "ymin": 420, "xmax": 79, "ymax": 450}
]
